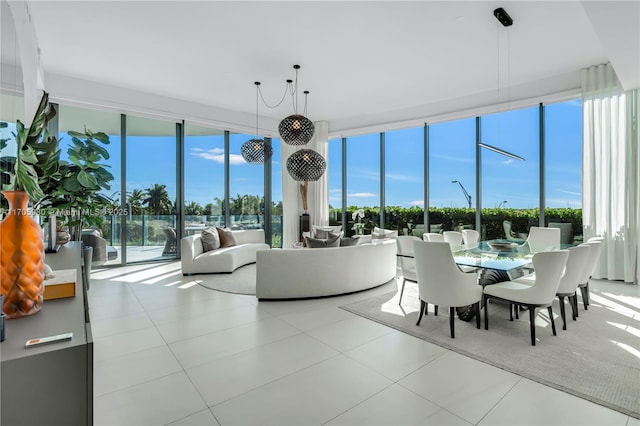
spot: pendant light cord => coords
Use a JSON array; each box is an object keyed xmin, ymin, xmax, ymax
[
  {"xmin": 254, "ymin": 65, "xmax": 309, "ymax": 115},
  {"xmin": 255, "ymin": 82, "xmax": 260, "ymax": 138},
  {"xmin": 258, "ymin": 82, "xmax": 290, "ymax": 109}
]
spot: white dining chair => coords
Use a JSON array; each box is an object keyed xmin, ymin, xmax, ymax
[
  {"xmin": 423, "ymin": 232, "xmax": 444, "ymax": 242},
  {"xmin": 461, "ymin": 229, "xmax": 479, "ymax": 248},
  {"xmin": 526, "ymin": 226, "xmax": 561, "ymax": 253},
  {"xmin": 577, "ymin": 240, "xmax": 603, "ymax": 310},
  {"xmin": 503, "ymin": 220, "xmax": 528, "ymax": 241},
  {"xmin": 483, "ymin": 250, "xmax": 569, "ymax": 345},
  {"xmin": 553, "ymin": 245, "xmax": 591, "ymax": 330},
  {"xmin": 396, "ymin": 236, "xmax": 420, "ymax": 306},
  {"xmin": 443, "ymin": 231, "xmax": 463, "ymax": 249},
  {"xmin": 548, "ymin": 222, "xmax": 573, "ymax": 244},
  {"xmin": 413, "ymin": 240, "xmax": 482, "ymax": 338}
]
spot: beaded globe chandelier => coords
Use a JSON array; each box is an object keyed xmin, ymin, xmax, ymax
[
  {"xmin": 240, "ymin": 82, "xmax": 272, "ymax": 164},
  {"xmin": 286, "ymin": 148, "xmax": 327, "ymax": 182},
  {"xmin": 279, "ymin": 65, "xmax": 315, "ymax": 146},
  {"xmin": 247, "ymin": 64, "xmax": 326, "ymax": 181}
]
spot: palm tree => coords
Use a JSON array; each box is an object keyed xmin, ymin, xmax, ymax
[
  {"xmin": 127, "ymin": 189, "xmax": 145, "ymax": 214},
  {"xmin": 185, "ymin": 201, "xmax": 204, "ymax": 215},
  {"xmin": 144, "ymin": 184, "xmax": 172, "ymax": 215}
]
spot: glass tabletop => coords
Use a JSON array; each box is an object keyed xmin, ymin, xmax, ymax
[{"xmin": 452, "ymin": 240, "xmax": 536, "ymax": 272}]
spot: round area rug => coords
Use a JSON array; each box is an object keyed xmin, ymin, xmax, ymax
[{"xmin": 196, "ymin": 264, "xmax": 256, "ymax": 295}]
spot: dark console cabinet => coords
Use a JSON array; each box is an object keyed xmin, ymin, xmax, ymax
[{"xmin": 1, "ymin": 260, "xmax": 93, "ymax": 425}]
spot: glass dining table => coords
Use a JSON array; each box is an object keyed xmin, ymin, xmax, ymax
[
  {"xmin": 450, "ymin": 239, "xmax": 569, "ymax": 321},
  {"xmin": 452, "ymin": 240, "xmax": 538, "ymax": 284}
]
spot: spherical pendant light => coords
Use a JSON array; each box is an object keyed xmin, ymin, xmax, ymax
[
  {"xmin": 241, "ymin": 81, "xmax": 272, "ymax": 164},
  {"xmin": 241, "ymin": 138, "xmax": 272, "ymax": 164},
  {"xmin": 278, "ymin": 114, "xmax": 315, "ymax": 146},
  {"xmin": 286, "ymin": 148, "xmax": 326, "ymax": 181}
]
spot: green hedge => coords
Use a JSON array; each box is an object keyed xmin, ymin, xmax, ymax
[{"xmin": 330, "ymin": 206, "xmax": 582, "ymax": 239}]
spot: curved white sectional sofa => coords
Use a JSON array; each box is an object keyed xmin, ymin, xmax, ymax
[
  {"xmin": 256, "ymin": 239, "xmax": 397, "ymax": 299},
  {"xmin": 181, "ymin": 229, "xmax": 270, "ymax": 275}
]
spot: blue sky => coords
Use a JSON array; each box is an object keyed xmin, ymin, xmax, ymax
[{"xmin": 1, "ymin": 100, "xmax": 581, "ymax": 210}]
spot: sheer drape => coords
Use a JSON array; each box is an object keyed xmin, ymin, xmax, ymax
[
  {"xmin": 281, "ymin": 121, "xmax": 329, "ymax": 248},
  {"xmin": 582, "ymin": 63, "xmax": 639, "ymax": 283}
]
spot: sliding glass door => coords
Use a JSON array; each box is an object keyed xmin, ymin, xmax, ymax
[{"xmin": 126, "ymin": 116, "xmax": 177, "ymax": 263}]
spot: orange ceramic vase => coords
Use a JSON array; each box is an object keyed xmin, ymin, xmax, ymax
[{"xmin": 0, "ymin": 191, "xmax": 45, "ymax": 319}]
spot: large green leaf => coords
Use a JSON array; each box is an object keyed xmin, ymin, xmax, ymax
[
  {"xmin": 77, "ymin": 170, "xmax": 98, "ymax": 188},
  {"xmin": 8, "ymin": 92, "xmax": 60, "ymax": 201}
]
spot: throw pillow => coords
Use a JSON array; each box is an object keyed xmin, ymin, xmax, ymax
[
  {"xmin": 201, "ymin": 227, "xmax": 220, "ymax": 252},
  {"xmin": 312, "ymin": 225, "xmax": 342, "ymax": 238},
  {"xmin": 305, "ymin": 234, "xmax": 341, "ymax": 248},
  {"xmin": 340, "ymin": 237, "xmax": 358, "ymax": 247},
  {"xmin": 314, "ymin": 229, "xmax": 330, "ymax": 239},
  {"xmin": 216, "ymin": 227, "xmax": 237, "ymax": 248}
]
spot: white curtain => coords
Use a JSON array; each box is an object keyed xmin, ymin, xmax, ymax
[
  {"xmin": 281, "ymin": 121, "xmax": 330, "ymax": 248},
  {"xmin": 582, "ymin": 63, "xmax": 639, "ymax": 284}
]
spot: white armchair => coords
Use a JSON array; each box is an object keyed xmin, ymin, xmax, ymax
[
  {"xmin": 483, "ymin": 250, "xmax": 569, "ymax": 345},
  {"xmin": 413, "ymin": 240, "xmax": 482, "ymax": 338}
]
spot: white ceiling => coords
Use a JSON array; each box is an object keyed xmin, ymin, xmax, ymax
[{"xmin": 6, "ymin": 1, "xmax": 640, "ymax": 137}]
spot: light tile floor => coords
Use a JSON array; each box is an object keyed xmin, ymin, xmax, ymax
[{"xmin": 89, "ymin": 261, "xmax": 638, "ymax": 426}]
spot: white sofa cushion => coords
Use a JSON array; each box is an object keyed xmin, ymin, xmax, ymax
[{"xmin": 256, "ymin": 239, "xmax": 397, "ymax": 299}]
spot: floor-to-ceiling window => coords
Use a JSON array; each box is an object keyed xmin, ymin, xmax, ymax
[
  {"xmin": 480, "ymin": 107, "xmax": 540, "ymax": 239},
  {"xmin": 385, "ymin": 126, "xmax": 424, "ymax": 236},
  {"xmin": 0, "ymin": 92, "xmax": 24, "ymax": 213},
  {"xmin": 35, "ymin": 94, "xmax": 583, "ymax": 264},
  {"xmin": 57, "ymin": 104, "xmax": 122, "ymax": 264},
  {"xmin": 126, "ymin": 116, "xmax": 177, "ymax": 262},
  {"xmin": 184, "ymin": 124, "xmax": 225, "ymax": 231},
  {"xmin": 328, "ymin": 138, "xmax": 343, "ymax": 230},
  {"xmin": 228, "ymin": 132, "xmax": 264, "ymax": 230},
  {"xmin": 346, "ymin": 132, "xmax": 380, "ymax": 236},
  {"xmin": 428, "ymin": 118, "xmax": 476, "ymax": 234},
  {"xmin": 545, "ymin": 99, "xmax": 583, "ymax": 242}
]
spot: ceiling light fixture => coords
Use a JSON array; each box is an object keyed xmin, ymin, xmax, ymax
[
  {"xmin": 478, "ymin": 142, "xmax": 525, "ymax": 161},
  {"xmin": 279, "ymin": 65, "xmax": 315, "ymax": 146},
  {"xmin": 285, "ymin": 89, "xmax": 327, "ymax": 181},
  {"xmin": 479, "ymin": 7, "xmax": 525, "ymax": 162},
  {"xmin": 250, "ymin": 64, "xmax": 326, "ymax": 181},
  {"xmin": 286, "ymin": 148, "xmax": 327, "ymax": 182},
  {"xmin": 241, "ymin": 82, "xmax": 272, "ymax": 164}
]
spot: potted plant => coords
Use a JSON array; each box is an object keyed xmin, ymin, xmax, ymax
[
  {"xmin": 46, "ymin": 128, "xmax": 114, "ymax": 241},
  {"xmin": 0, "ymin": 92, "xmax": 60, "ymax": 318}
]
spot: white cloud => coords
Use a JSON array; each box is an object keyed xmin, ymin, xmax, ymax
[
  {"xmin": 409, "ymin": 200, "xmax": 424, "ymax": 207},
  {"xmin": 229, "ymin": 154, "xmax": 247, "ymax": 165},
  {"xmin": 349, "ymin": 192, "xmax": 376, "ymax": 198},
  {"xmin": 191, "ymin": 148, "xmax": 246, "ymax": 165},
  {"xmin": 555, "ymin": 188, "xmax": 581, "ymax": 196}
]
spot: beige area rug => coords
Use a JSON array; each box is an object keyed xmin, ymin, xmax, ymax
[
  {"xmin": 196, "ymin": 264, "xmax": 256, "ymax": 295},
  {"xmin": 340, "ymin": 282, "xmax": 640, "ymax": 419}
]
